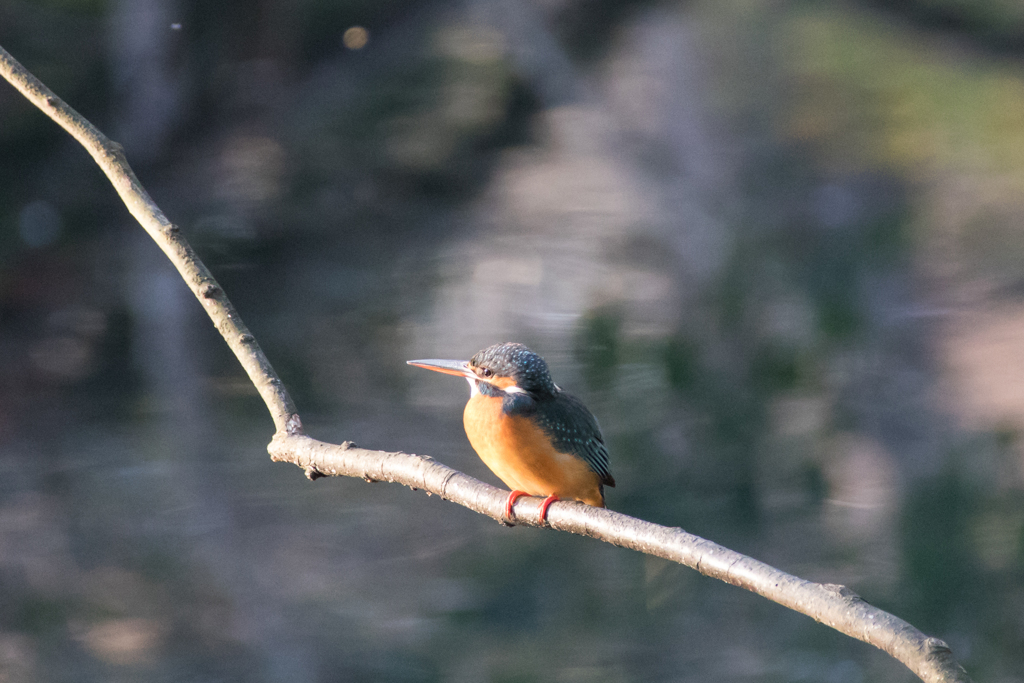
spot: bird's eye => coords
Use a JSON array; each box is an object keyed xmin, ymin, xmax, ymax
[{"xmin": 480, "ymin": 367, "xmax": 493, "ymax": 378}]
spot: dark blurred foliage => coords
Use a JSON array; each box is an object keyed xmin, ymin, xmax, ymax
[
  {"xmin": 551, "ymin": 0, "xmax": 660, "ymax": 62},
  {"xmin": 867, "ymin": 0, "xmax": 1024, "ymax": 55},
  {"xmin": 3, "ymin": 0, "xmax": 1024, "ymax": 681}
]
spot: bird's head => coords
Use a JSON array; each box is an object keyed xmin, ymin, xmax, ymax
[{"xmin": 408, "ymin": 342, "xmax": 557, "ymax": 398}]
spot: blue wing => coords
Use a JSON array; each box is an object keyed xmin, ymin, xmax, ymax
[{"xmin": 533, "ymin": 392, "xmax": 615, "ymax": 487}]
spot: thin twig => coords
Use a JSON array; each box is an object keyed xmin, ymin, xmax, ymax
[
  {"xmin": 0, "ymin": 44, "xmax": 297, "ymax": 434},
  {"xmin": 0, "ymin": 43, "xmax": 972, "ymax": 683}
]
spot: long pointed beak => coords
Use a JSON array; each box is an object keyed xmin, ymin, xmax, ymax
[{"xmin": 406, "ymin": 358, "xmax": 474, "ymax": 378}]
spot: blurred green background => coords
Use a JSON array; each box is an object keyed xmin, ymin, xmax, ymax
[{"xmin": 2, "ymin": 0, "xmax": 1024, "ymax": 680}]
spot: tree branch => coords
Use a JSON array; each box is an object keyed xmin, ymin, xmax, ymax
[
  {"xmin": 0, "ymin": 45, "xmax": 297, "ymax": 435},
  {"xmin": 269, "ymin": 434, "xmax": 969, "ymax": 683},
  {"xmin": 0, "ymin": 43, "xmax": 971, "ymax": 683}
]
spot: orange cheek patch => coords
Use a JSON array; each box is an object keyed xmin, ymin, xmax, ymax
[{"xmin": 486, "ymin": 375, "xmax": 518, "ymax": 390}]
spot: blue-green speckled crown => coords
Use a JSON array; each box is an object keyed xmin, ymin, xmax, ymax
[{"xmin": 470, "ymin": 343, "xmax": 556, "ymax": 395}]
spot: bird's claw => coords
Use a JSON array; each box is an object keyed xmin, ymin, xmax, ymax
[
  {"xmin": 504, "ymin": 490, "xmax": 528, "ymax": 521},
  {"xmin": 538, "ymin": 494, "xmax": 559, "ymax": 523},
  {"xmin": 504, "ymin": 490, "xmax": 560, "ymax": 526}
]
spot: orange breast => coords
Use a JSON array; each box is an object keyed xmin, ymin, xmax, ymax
[{"xmin": 463, "ymin": 395, "xmax": 605, "ymax": 507}]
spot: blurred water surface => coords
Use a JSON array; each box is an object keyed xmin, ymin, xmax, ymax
[{"xmin": 2, "ymin": 0, "xmax": 1024, "ymax": 680}]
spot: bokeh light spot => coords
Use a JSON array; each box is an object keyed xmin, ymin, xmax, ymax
[{"xmin": 343, "ymin": 26, "xmax": 369, "ymax": 50}]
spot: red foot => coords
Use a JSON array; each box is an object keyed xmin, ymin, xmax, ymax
[
  {"xmin": 505, "ymin": 490, "xmax": 528, "ymax": 519},
  {"xmin": 504, "ymin": 491, "xmax": 561, "ymax": 524},
  {"xmin": 538, "ymin": 494, "xmax": 559, "ymax": 523}
]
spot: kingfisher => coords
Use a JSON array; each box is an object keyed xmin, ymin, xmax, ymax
[{"xmin": 407, "ymin": 342, "xmax": 614, "ymax": 523}]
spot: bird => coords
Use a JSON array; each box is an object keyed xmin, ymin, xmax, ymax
[{"xmin": 407, "ymin": 342, "xmax": 614, "ymax": 523}]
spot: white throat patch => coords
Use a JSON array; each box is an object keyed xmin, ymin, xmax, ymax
[{"xmin": 467, "ymin": 378, "xmax": 526, "ymax": 397}]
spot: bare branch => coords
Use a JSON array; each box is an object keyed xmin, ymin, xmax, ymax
[
  {"xmin": 0, "ymin": 44, "xmax": 297, "ymax": 435},
  {"xmin": 0, "ymin": 43, "xmax": 972, "ymax": 683},
  {"xmin": 269, "ymin": 433, "xmax": 970, "ymax": 683}
]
